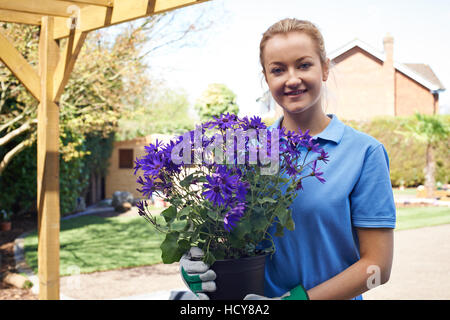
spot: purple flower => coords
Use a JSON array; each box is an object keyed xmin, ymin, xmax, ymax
[
  {"xmin": 284, "ymin": 158, "xmax": 299, "ymax": 177},
  {"xmin": 318, "ymin": 149, "xmax": 330, "ymax": 164},
  {"xmin": 249, "ymin": 116, "xmax": 267, "ymax": 129},
  {"xmin": 304, "ymin": 137, "xmax": 321, "ymax": 153},
  {"xmin": 241, "ymin": 116, "xmax": 267, "ymax": 130},
  {"xmin": 133, "ymin": 112, "xmax": 330, "ymax": 246},
  {"xmin": 143, "ymin": 139, "xmax": 163, "ymax": 154},
  {"xmin": 279, "ymin": 129, "xmax": 303, "ymax": 158},
  {"xmin": 283, "ymin": 129, "xmax": 302, "ymax": 145},
  {"xmin": 133, "ymin": 159, "xmax": 142, "ymax": 175},
  {"xmin": 161, "ymin": 140, "xmax": 182, "ymax": 174},
  {"xmin": 134, "ymin": 139, "xmax": 168, "ymax": 179},
  {"xmin": 136, "ymin": 175, "xmax": 156, "ymax": 199},
  {"xmin": 202, "ymin": 176, "xmax": 227, "ymax": 207},
  {"xmin": 236, "ymin": 181, "xmax": 250, "ymax": 202},
  {"xmin": 202, "ymin": 166, "xmax": 239, "ymax": 207},
  {"xmin": 146, "ymin": 156, "xmax": 164, "ymax": 177},
  {"xmin": 311, "ymin": 160, "xmax": 326, "ymax": 184},
  {"xmin": 207, "ymin": 113, "xmax": 239, "ymax": 130},
  {"xmin": 216, "ymin": 165, "xmax": 240, "ymax": 194},
  {"xmin": 224, "ymin": 202, "xmax": 246, "ymax": 232},
  {"xmin": 136, "ymin": 200, "xmax": 146, "ymax": 216}
]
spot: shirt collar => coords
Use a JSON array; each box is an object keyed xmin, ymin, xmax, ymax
[{"xmin": 269, "ymin": 114, "xmax": 345, "ymax": 144}]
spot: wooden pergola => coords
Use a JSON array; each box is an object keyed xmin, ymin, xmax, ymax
[{"xmin": 0, "ymin": 0, "xmax": 209, "ymax": 300}]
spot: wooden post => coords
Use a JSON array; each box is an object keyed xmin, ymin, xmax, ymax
[{"xmin": 37, "ymin": 16, "xmax": 60, "ymax": 300}]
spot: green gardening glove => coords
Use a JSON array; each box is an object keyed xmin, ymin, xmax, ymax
[
  {"xmin": 244, "ymin": 284, "xmax": 309, "ymax": 300},
  {"xmin": 179, "ymin": 247, "xmax": 217, "ymax": 300}
]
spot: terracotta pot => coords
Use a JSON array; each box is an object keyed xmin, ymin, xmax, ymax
[
  {"xmin": 208, "ymin": 253, "xmax": 267, "ymax": 300},
  {"xmin": 0, "ymin": 221, "xmax": 11, "ymax": 231}
]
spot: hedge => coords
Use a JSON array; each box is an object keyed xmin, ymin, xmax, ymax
[
  {"xmin": 344, "ymin": 115, "xmax": 449, "ymax": 187},
  {"xmin": 0, "ymin": 133, "xmax": 114, "ymax": 217},
  {"xmin": 263, "ymin": 114, "xmax": 449, "ymax": 187}
]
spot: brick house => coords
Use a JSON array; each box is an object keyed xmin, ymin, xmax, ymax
[
  {"xmin": 262, "ymin": 34, "xmax": 445, "ymax": 120},
  {"xmin": 105, "ymin": 134, "xmax": 173, "ymax": 200}
]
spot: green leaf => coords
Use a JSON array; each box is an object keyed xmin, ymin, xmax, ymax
[
  {"xmin": 198, "ymin": 207, "xmax": 209, "ymax": 220},
  {"xmin": 274, "ymin": 223, "xmax": 284, "ymax": 237},
  {"xmin": 207, "ymin": 210, "xmax": 219, "ymax": 221},
  {"xmin": 286, "ymin": 215, "xmax": 295, "ymax": 231},
  {"xmin": 279, "ymin": 177, "xmax": 292, "ymax": 184},
  {"xmin": 196, "ymin": 177, "xmax": 208, "ymax": 183},
  {"xmin": 203, "ymin": 251, "xmax": 216, "ymax": 266},
  {"xmin": 230, "ymin": 218, "xmax": 252, "ymax": 239},
  {"xmin": 229, "ymin": 237, "xmax": 246, "ymax": 250},
  {"xmin": 257, "ymin": 197, "xmax": 277, "ymax": 204},
  {"xmin": 211, "ymin": 249, "xmax": 225, "ymax": 261},
  {"xmin": 179, "ymin": 173, "xmax": 199, "ymax": 188},
  {"xmin": 177, "ymin": 239, "xmax": 191, "ymax": 253},
  {"xmin": 161, "ymin": 206, "xmax": 177, "ymax": 223},
  {"xmin": 171, "ymin": 220, "xmax": 188, "ymax": 232},
  {"xmin": 252, "ymin": 213, "xmax": 269, "ymax": 232},
  {"xmin": 275, "ymin": 207, "xmax": 289, "ymax": 225},
  {"xmin": 177, "ymin": 206, "xmax": 191, "ymax": 219},
  {"xmin": 160, "ymin": 232, "xmax": 184, "ymax": 264}
]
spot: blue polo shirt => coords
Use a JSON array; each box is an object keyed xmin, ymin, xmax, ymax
[{"xmin": 264, "ymin": 114, "xmax": 396, "ymax": 300}]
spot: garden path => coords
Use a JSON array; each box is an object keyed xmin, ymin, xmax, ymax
[
  {"xmin": 13, "ymin": 204, "xmax": 450, "ymax": 300},
  {"xmin": 61, "ymin": 220, "xmax": 450, "ymax": 300}
]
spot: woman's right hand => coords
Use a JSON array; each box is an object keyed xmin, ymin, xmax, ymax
[{"xmin": 179, "ymin": 247, "xmax": 217, "ymax": 300}]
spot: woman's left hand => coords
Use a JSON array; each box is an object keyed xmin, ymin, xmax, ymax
[{"xmin": 244, "ymin": 284, "xmax": 309, "ymax": 300}]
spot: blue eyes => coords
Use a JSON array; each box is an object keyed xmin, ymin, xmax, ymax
[
  {"xmin": 270, "ymin": 63, "xmax": 311, "ymax": 75},
  {"xmin": 271, "ymin": 68, "xmax": 283, "ymax": 74},
  {"xmin": 299, "ymin": 63, "xmax": 311, "ymax": 69}
]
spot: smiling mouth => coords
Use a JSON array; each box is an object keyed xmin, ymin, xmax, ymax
[{"xmin": 285, "ymin": 89, "xmax": 307, "ymax": 96}]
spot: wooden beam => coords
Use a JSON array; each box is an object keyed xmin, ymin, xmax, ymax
[
  {"xmin": 53, "ymin": 28, "xmax": 87, "ymax": 101},
  {"xmin": 55, "ymin": 0, "xmax": 114, "ymax": 6},
  {"xmin": 0, "ymin": 30, "xmax": 41, "ymax": 100},
  {"xmin": 0, "ymin": 0, "xmax": 88, "ymax": 18},
  {"xmin": 55, "ymin": 4, "xmax": 109, "ymax": 38},
  {"xmin": 37, "ymin": 15, "xmax": 61, "ymax": 301},
  {"xmin": 0, "ymin": 9, "xmax": 43, "ymax": 25},
  {"xmin": 52, "ymin": 19, "xmax": 76, "ymax": 100},
  {"xmin": 53, "ymin": 0, "xmax": 210, "ymax": 39}
]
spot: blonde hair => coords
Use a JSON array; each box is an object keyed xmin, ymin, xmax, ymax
[
  {"xmin": 259, "ymin": 18, "xmax": 327, "ymax": 72},
  {"xmin": 259, "ymin": 18, "xmax": 339, "ymax": 114}
]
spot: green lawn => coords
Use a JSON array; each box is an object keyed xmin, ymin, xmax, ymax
[
  {"xmin": 24, "ymin": 214, "xmax": 167, "ymax": 276},
  {"xmin": 23, "ymin": 205, "xmax": 450, "ymax": 276},
  {"xmin": 392, "ymin": 188, "xmax": 417, "ymax": 197},
  {"xmin": 396, "ymin": 206, "xmax": 450, "ymax": 230}
]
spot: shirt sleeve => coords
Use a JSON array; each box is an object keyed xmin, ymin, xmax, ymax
[{"xmin": 350, "ymin": 144, "xmax": 396, "ymax": 228}]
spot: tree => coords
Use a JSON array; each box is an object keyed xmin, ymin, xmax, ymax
[
  {"xmin": 117, "ymin": 84, "xmax": 195, "ymax": 140},
  {"xmin": 0, "ymin": 7, "xmax": 219, "ymax": 214},
  {"xmin": 0, "ymin": 23, "xmax": 146, "ymax": 213},
  {"xmin": 0, "ymin": 5, "xmax": 217, "ymax": 175},
  {"xmin": 194, "ymin": 83, "xmax": 239, "ymax": 121},
  {"xmin": 399, "ymin": 113, "xmax": 449, "ymax": 198},
  {"xmin": 0, "ymin": 24, "xmax": 39, "ymax": 175}
]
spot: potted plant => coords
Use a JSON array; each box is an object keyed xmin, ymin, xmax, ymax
[
  {"xmin": 0, "ymin": 209, "xmax": 12, "ymax": 231},
  {"xmin": 134, "ymin": 113, "xmax": 328, "ymax": 299}
]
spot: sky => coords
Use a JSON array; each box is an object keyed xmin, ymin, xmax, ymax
[{"xmin": 142, "ymin": 0, "xmax": 450, "ymax": 117}]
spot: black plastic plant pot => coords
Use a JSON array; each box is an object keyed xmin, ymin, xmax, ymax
[{"xmin": 208, "ymin": 253, "xmax": 267, "ymax": 300}]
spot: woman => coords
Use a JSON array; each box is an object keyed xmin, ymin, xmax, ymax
[{"xmin": 180, "ymin": 18, "xmax": 396, "ymax": 300}]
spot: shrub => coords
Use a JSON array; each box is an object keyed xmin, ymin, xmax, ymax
[{"xmin": 344, "ymin": 115, "xmax": 449, "ymax": 187}]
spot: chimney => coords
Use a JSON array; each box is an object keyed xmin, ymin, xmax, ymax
[
  {"xmin": 383, "ymin": 33, "xmax": 395, "ymax": 116},
  {"xmin": 383, "ymin": 33, "xmax": 394, "ymax": 67}
]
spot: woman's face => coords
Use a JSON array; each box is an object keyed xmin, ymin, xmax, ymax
[{"xmin": 263, "ymin": 32, "xmax": 329, "ymax": 115}]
